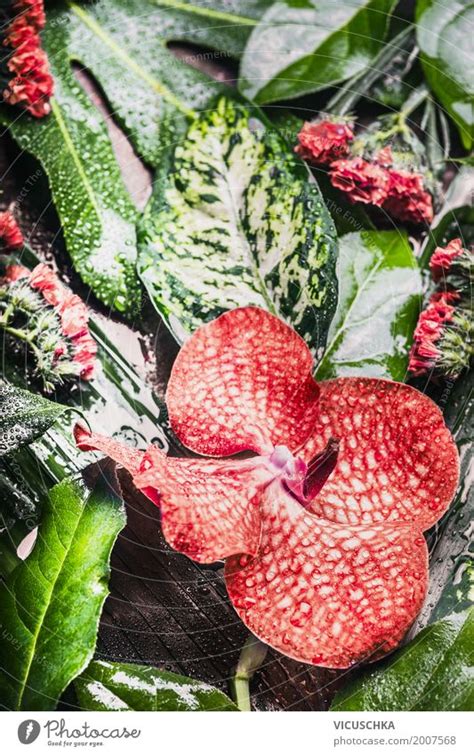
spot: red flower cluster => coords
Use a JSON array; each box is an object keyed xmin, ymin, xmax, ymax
[
  {"xmin": 329, "ymin": 156, "xmax": 389, "ymax": 206},
  {"xmin": 409, "ymin": 239, "xmax": 473, "ymax": 378},
  {"xmin": 1, "ymin": 263, "xmax": 97, "ymax": 381},
  {"xmin": 295, "ymin": 118, "xmax": 354, "ymax": 165},
  {"xmin": 329, "ymin": 147, "xmax": 433, "ymax": 224},
  {"xmin": 75, "ymin": 307, "xmax": 459, "ymax": 668},
  {"xmin": 2, "ymin": 1, "xmax": 53, "ymax": 117},
  {"xmin": 296, "ymin": 118, "xmax": 434, "ymax": 224},
  {"xmin": 0, "ymin": 210, "xmax": 24, "ymax": 249}
]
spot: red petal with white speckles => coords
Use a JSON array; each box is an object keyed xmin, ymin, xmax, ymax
[
  {"xmin": 225, "ymin": 481, "xmax": 428, "ymax": 668},
  {"xmin": 166, "ymin": 307, "xmax": 320, "ymax": 457},
  {"xmin": 135, "ymin": 446, "xmax": 275, "ymax": 562},
  {"xmin": 74, "ymin": 425, "xmax": 274, "ymax": 563},
  {"xmin": 74, "ymin": 425, "xmax": 144, "ymax": 477},
  {"xmin": 300, "ymin": 378, "xmax": 459, "ymax": 530}
]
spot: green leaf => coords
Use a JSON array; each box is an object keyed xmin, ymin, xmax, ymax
[
  {"xmin": 331, "ymin": 609, "xmax": 474, "ymax": 711},
  {"xmin": 417, "ymin": 0, "xmax": 474, "ymax": 150},
  {"xmin": 75, "ymin": 660, "xmax": 238, "ymax": 711},
  {"xmin": 239, "ymin": 0, "xmax": 396, "ymax": 104},
  {"xmin": 138, "ymin": 95, "xmax": 338, "ymax": 355},
  {"xmin": 151, "ymin": 0, "xmax": 272, "ymax": 58},
  {"xmin": 419, "ymin": 167, "xmax": 474, "ymax": 268},
  {"xmin": 0, "ymin": 466, "xmax": 126, "ymax": 711},
  {"xmin": 61, "ymin": 0, "xmax": 270, "ymax": 165},
  {"xmin": 0, "ymin": 382, "xmax": 67, "ymax": 457},
  {"xmin": 0, "ymin": 5, "xmax": 140, "ymax": 315},
  {"xmin": 315, "ymin": 231, "xmax": 422, "ymax": 381}
]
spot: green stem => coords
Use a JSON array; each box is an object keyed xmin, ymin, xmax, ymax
[
  {"xmin": 400, "ymin": 85, "xmax": 429, "ymax": 120},
  {"xmin": 327, "ymin": 25, "xmax": 414, "ymax": 116},
  {"xmin": 1, "ymin": 324, "xmax": 43, "ymax": 361},
  {"xmin": 230, "ymin": 674, "xmax": 251, "ymax": 712}
]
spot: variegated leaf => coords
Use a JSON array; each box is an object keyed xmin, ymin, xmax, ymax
[{"xmin": 138, "ymin": 96, "xmax": 338, "ymax": 356}]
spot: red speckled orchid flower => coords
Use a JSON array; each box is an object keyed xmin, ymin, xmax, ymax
[{"xmin": 75, "ymin": 307, "xmax": 459, "ymax": 668}]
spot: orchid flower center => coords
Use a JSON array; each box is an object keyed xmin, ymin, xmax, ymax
[
  {"xmin": 269, "ymin": 445, "xmax": 297, "ymax": 476},
  {"xmin": 269, "ymin": 439, "xmax": 340, "ymax": 507}
]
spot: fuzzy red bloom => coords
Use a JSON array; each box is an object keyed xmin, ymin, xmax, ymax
[
  {"xmin": 0, "ymin": 263, "xmax": 29, "ymax": 282},
  {"xmin": 429, "ymin": 239, "xmax": 465, "ymax": 281},
  {"xmin": 27, "ymin": 263, "xmax": 96, "ymax": 377},
  {"xmin": 7, "ymin": 47, "xmax": 49, "ymax": 76},
  {"xmin": 383, "ymin": 169, "xmax": 433, "ymax": 224},
  {"xmin": 4, "ymin": 72, "xmax": 53, "ymax": 117},
  {"xmin": 75, "ymin": 307, "xmax": 459, "ymax": 668},
  {"xmin": 329, "ymin": 157, "xmax": 389, "ymax": 205},
  {"xmin": 12, "ymin": 1, "xmax": 46, "ymax": 30},
  {"xmin": 408, "ymin": 291, "xmax": 460, "ymax": 376},
  {"xmin": 296, "ymin": 119, "xmax": 354, "ymax": 165},
  {"xmin": 2, "ymin": 2, "xmax": 53, "ymax": 118},
  {"xmin": 0, "ymin": 210, "xmax": 24, "ymax": 250},
  {"xmin": 3, "ymin": 16, "xmax": 40, "ymax": 50}
]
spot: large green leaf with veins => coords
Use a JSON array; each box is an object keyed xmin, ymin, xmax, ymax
[
  {"xmin": 239, "ymin": 0, "xmax": 396, "ymax": 104},
  {"xmin": 315, "ymin": 231, "xmax": 422, "ymax": 380},
  {"xmin": 138, "ymin": 95, "xmax": 338, "ymax": 354},
  {"xmin": 63, "ymin": 0, "xmax": 271, "ymax": 164},
  {"xmin": 75, "ymin": 660, "xmax": 238, "ymax": 711},
  {"xmin": 151, "ymin": 0, "xmax": 272, "ymax": 58},
  {"xmin": 331, "ymin": 609, "xmax": 474, "ymax": 711},
  {"xmin": 0, "ymin": 466, "xmax": 126, "ymax": 711}
]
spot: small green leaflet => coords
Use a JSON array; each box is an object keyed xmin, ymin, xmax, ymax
[
  {"xmin": 75, "ymin": 660, "xmax": 238, "ymax": 711},
  {"xmin": 139, "ymin": 96, "xmax": 338, "ymax": 355},
  {"xmin": 239, "ymin": 0, "xmax": 396, "ymax": 104},
  {"xmin": 0, "ymin": 465, "xmax": 126, "ymax": 711},
  {"xmin": 417, "ymin": 0, "xmax": 474, "ymax": 151},
  {"xmin": 0, "ymin": 382, "xmax": 67, "ymax": 457},
  {"xmin": 331, "ymin": 609, "xmax": 474, "ymax": 711},
  {"xmin": 315, "ymin": 231, "xmax": 422, "ymax": 381}
]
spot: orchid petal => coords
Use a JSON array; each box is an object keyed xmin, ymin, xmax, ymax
[
  {"xmin": 166, "ymin": 307, "xmax": 320, "ymax": 456},
  {"xmin": 226, "ymin": 481, "xmax": 428, "ymax": 668},
  {"xmin": 300, "ymin": 378, "xmax": 459, "ymax": 529}
]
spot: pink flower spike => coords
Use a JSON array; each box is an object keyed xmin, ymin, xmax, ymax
[
  {"xmin": 429, "ymin": 239, "xmax": 465, "ymax": 281},
  {"xmin": 74, "ymin": 307, "xmax": 459, "ymax": 668},
  {"xmin": 8, "ymin": 263, "xmax": 97, "ymax": 381},
  {"xmin": 0, "ymin": 264, "xmax": 30, "ymax": 282},
  {"xmin": 408, "ymin": 290, "xmax": 469, "ymax": 378}
]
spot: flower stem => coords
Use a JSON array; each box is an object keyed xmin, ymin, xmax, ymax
[
  {"xmin": 1, "ymin": 323, "xmax": 43, "ymax": 361},
  {"xmin": 327, "ymin": 25, "xmax": 414, "ymax": 116},
  {"xmin": 230, "ymin": 673, "xmax": 252, "ymax": 712},
  {"xmin": 229, "ymin": 634, "xmax": 268, "ymax": 711}
]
